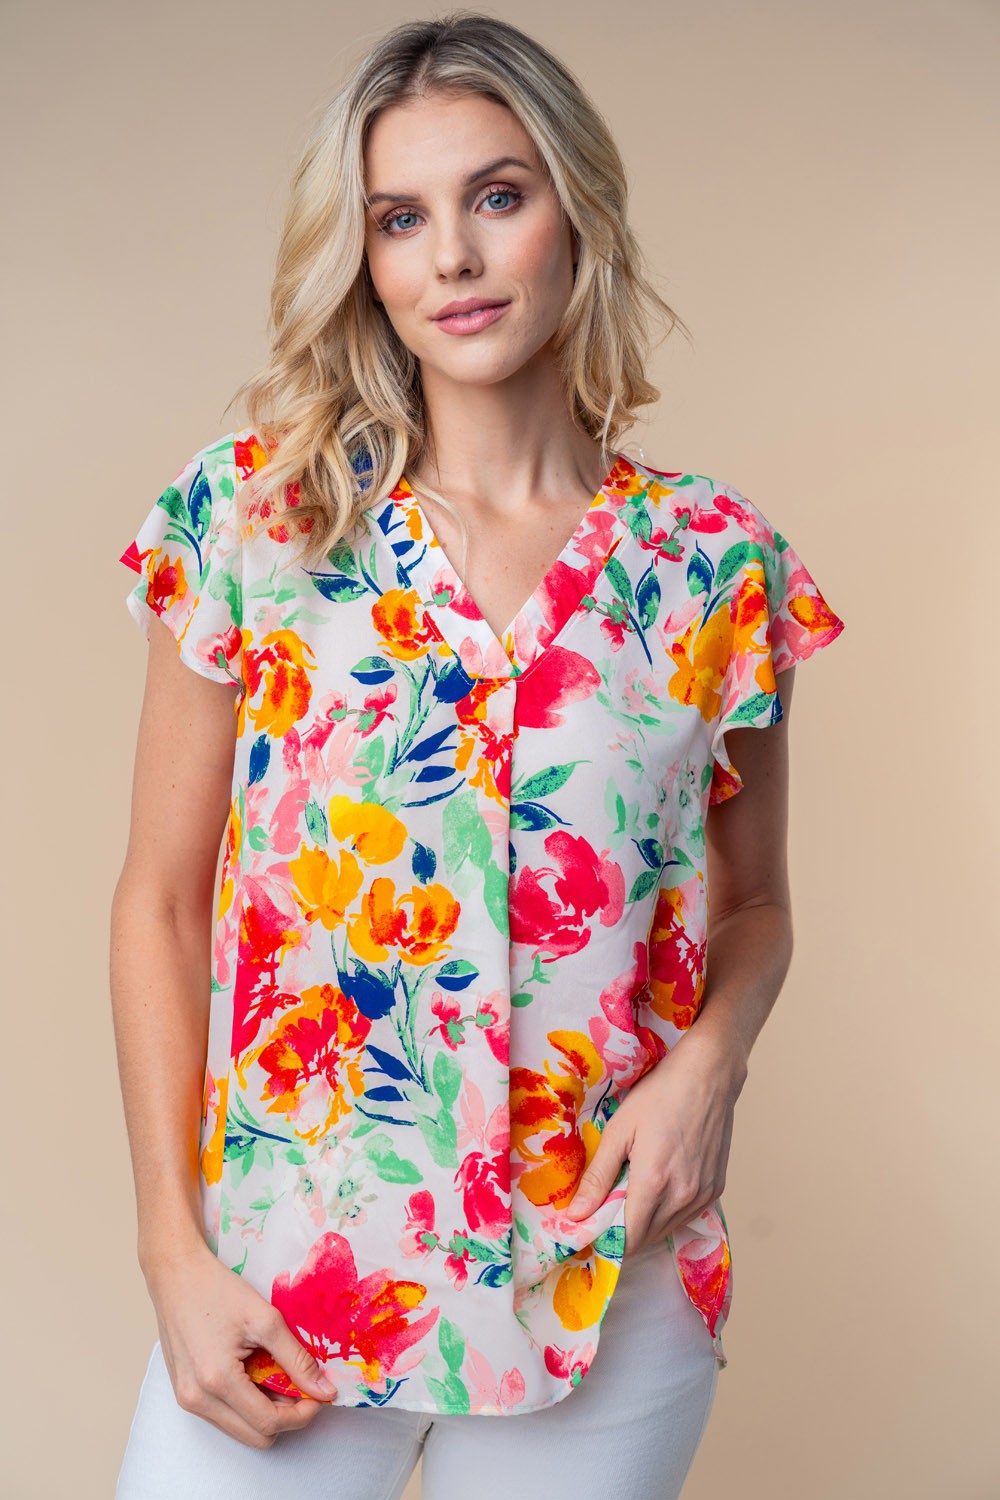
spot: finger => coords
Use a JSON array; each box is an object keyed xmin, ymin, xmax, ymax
[
  {"xmin": 170, "ymin": 1357, "xmax": 299, "ymax": 1449},
  {"xmin": 188, "ymin": 1386, "xmax": 319, "ymax": 1449},
  {"xmin": 220, "ymin": 1364, "xmax": 327, "ymax": 1438},
  {"xmin": 250, "ymin": 1306, "xmax": 338, "ymax": 1402},
  {"xmin": 658, "ymin": 1195, "xmax": 717, "ymax": 1240},
  {"xmin": 189, "ymin": 1391, "xmax": 285, "ymax": 1449},
  {"xmin": 565, "ymin": 1137, "xmax": 629, "ymax": 1219}
]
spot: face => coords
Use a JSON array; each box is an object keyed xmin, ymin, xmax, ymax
[{"xmin": 362, "ymin": 91, "xmax": 578, "ymax": 390}]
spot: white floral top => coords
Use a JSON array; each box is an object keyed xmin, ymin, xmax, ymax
[{"xmin": 118, "ymin": 428, "xmax": 846, "ymax": 1415}]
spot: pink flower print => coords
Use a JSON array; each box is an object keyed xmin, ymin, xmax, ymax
[
  {"xmin": 400, "ymin": 1190, "xmax": 440, "ymax": 1260},
  {"xmin": 430, "ymin": 990, "xmax": 467, "ymax": 1050},
  {"xmin": 464, "ymin": 1342, "xmax": 528, "ymax": 1414}
]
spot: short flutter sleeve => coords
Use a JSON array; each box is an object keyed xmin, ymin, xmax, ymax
[
  {"xmin": 708, "ymin": 485, "xmax": 845, "ymax": 805},
  {"xmin": 118, "ymin": 434, "xmax": 244, "ymax": 693}
]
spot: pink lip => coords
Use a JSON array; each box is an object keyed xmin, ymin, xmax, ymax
[
  {"xmin": 434, "ymin": 297, "xmax": 508, "ymax": 318},
  {"xmin": 433, "ymin": 301, "xmax": 511, "ymax": 336}
]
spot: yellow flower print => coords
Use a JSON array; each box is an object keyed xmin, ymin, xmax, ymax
[
  {"xmin": 552, "ymin": 1243, "xmax": 621, "ymax": 1332},
  {"xmin": 289, "ymin": 845, "xmax": 365, "ymax": 929},
  {"xmin": 217, "ymin": 798, "xmax": 242, "ymax": 922},
  {"xmin": 666, "ymin": 555, "xmax": 775, "ymax": 722},
  {"xmin": 328, "ymin": 796, "xmax": 409, "ymax": 865}
]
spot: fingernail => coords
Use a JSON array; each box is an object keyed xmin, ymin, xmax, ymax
[{"xmin": 315, "ymin": 1374, "xmax": 337, "ymax": 1395}]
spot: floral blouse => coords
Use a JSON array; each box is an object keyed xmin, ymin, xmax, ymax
[{"xmin": 118, "ymin": 427, "xmax": 845, "ymax": 1415}]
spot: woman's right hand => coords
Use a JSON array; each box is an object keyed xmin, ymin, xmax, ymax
[{"xmin": 144, "ymin": 1239, "xmax": 339, "ymax": 1449}]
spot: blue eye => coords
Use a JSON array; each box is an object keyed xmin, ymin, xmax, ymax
[
  {"xmin": 378, "ymin": 186, "xmax": 523, "ymax": 236},
  {"xmin": 383, "ymin": 210, "xmax": 418, "ymax": 233}
]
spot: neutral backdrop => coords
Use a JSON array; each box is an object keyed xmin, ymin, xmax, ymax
[{"xmin": 4, "ymin": 1, "xmax": 997, "ymax": 1496}]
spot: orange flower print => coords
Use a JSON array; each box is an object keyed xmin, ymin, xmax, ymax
[
  {"xmin": 138, "ymin": 544, "xmax": 190, "ymax": 620},
  {"xmin": 244, "ymin": 983, "xmax": 372, "ymax": 1144},
  {"xmin": 244, "ymin": 628, "xmax": 317, "ymax": 737},
  {"xmin": 199, "ymin": 1069, "xmax": 229, "ymax": 1187},
  {"xmin": 348, "ymin": 877, "xmax": 461, "ymax": 966},
  {"xmin": 665, "ymin": 604, "xmax": 731, "ymax": 722},
  {"xmin": 509, "ymin": 1030, "xmax": 606, "ymax": 1210},
  {"xmin": 372, "ymin": 587, "xmax": 439, "ymax": 661}
]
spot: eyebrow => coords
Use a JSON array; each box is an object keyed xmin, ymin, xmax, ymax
[{"xmin": 366, "ymin": 156, "xmax": 536, "ymax": 207}]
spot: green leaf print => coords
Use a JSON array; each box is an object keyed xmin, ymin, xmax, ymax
[
  {"xmin": 635, "ymin": 837, "xmax": 665, "ymax": 869},
  {"xmin": 326, "ymin": 539, "xmax": 358, "ymax": 575},
  {"xmin": 311, "ymin": 574, "xmax": 370, "ymax": 604},
  {"xmin": 593, "ymin": 1223, "xmax": 625, "ymax": 1263},
  {"xmin": 459, "ymin": 1236, "xmax": 504, "ymax": 1264},
  {"xmin": 304, "ymin": 797, "xmax": 329, "ymax": 845},
  {"xmin": 416, "ymin": 1110, "xmax": 458, "ymax": 1168},
  {"xmin": 434, "ymin": 958, "xmax": 478, "ymax": 991},
  {"xmin": 432, "ymin": 1049, "xmax": 463, "ymax": 1110},
  {"xmin": 482, "ymin": 862, "xmax": 510, "ymax": 938},
  {"xmin": 687, "ymin": 551, "xmax": 714, "ymax": 597},
  {"xmin": 355, "ymin": 733, "xmax": 386, "ymax": 784},
  {"xmin": 513, "ymin": 1214, "xmax": 533, "ymax": 1243},
  {"xmin": 715, "ymin": 541, "xmax": 752, "ymax": 591},
  {"xmin": 628, "ymin": 866, "xmax": 661, "ymax": 903},
  {"xmin": 513, "ymin": 761, "xmax": 585, "ymax": 800},
  {"xmin": 425, "ymin": 1374, "xmax": 470, "ymax": 1414},
  {"xmin": 636, "ymin": 569, "xmax": 661, "ymax": 631},
  {"xmin": 442, "ymin": 789, "xmax": 494, "ymax": 875},
  {"xmin": 727, "ymin": 690, "xmax": 775, "ymax": 724},
  {"xmin": 156, "ymin": 484, "xmax": 187, "ymax": 527},
  {"xmin": 605, "ymin": 553, "xmax": 635, "ymax": 607},
  {"xmin": 438, "ymin": 1317, "xmax": 465, "ymax": 1374},
  {"xmin": 187, "ymin": 470, "xmax": 213, "ymax": 538},
  {"xmin": 364, "ymin": 1133, "xmax": 422, "ymax": 1184}
]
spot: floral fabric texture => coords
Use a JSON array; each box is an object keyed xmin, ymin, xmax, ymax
[{"xmin": 118, "ymin": 428, "xmax": 845, "ymax": 1415}]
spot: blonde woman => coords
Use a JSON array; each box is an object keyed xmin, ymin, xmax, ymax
[{"xmin": 111, "ymin": 12, "xmax": 845, "ymax": 1499}]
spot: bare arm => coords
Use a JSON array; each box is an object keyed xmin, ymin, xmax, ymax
[
  {"xmin": 110, "ymin": 614, "xmax": 237, "ymax": 1273},
  {"xmin": 110, "ymin": 617, "xmax": 337, "ymax": 1444},
  {"xmin": 685, "ymin": 663, "xmax": 799, "ymax": 1092}
]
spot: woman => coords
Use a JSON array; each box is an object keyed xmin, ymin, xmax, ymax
[{"xmin": 111, "ymin": 13, "xmax": 845, "ymax": 1499}]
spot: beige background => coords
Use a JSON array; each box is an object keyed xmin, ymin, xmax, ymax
[{"xmin": 4, "ymin": 1, "xmax": 997, "ymax": 1496}]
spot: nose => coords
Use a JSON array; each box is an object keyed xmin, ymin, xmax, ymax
[{"xmin": 431, "ymin": 211, "xmax": 484, "ymax": 281}]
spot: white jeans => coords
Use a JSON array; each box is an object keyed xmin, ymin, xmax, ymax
[{"xmin": 116, "ymin": 1238, "xmax": 721, "ymax": 1500}]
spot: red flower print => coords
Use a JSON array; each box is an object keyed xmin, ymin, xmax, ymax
[
  {"xmin": 508, "ymin": 830, "xmax": 625, "ymax": 959},
  {"xmin": 254, "ymin": 1231, "xmax": 440, "ymax": 1393},
  {"xmin": 513, "ymin": 646, "xmax": 601, "ymax": 731},
  {"xmin": 456, "ymin": 1148, "xmax": 510, "ymax": 1238}
]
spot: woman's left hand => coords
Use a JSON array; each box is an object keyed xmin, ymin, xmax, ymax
[{"xmin": 563, "ymin": 1030, "xmax": 746, "ymax": 1254}]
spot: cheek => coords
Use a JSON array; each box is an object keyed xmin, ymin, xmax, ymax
[
  {"xmin": 366, "ymin": 241, "xmax": 420, "ymax": 312},
  {"xmin": 506, "ymin": 215, "xmax": 570, "ymax": 285}
]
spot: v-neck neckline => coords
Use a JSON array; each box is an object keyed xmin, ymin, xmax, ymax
[{"xmin": 381, "ymin": 452, "xmax": 639, "ymax": 681}]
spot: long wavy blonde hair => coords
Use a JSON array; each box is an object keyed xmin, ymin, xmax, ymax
[{"xmin": 224, "ymin": 10, "xmax": 691, "ymax": 574}]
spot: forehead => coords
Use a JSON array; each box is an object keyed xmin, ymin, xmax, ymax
[{"xmin": 363, "ymin": 93, "xmax": 541, "ymax": 188}]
